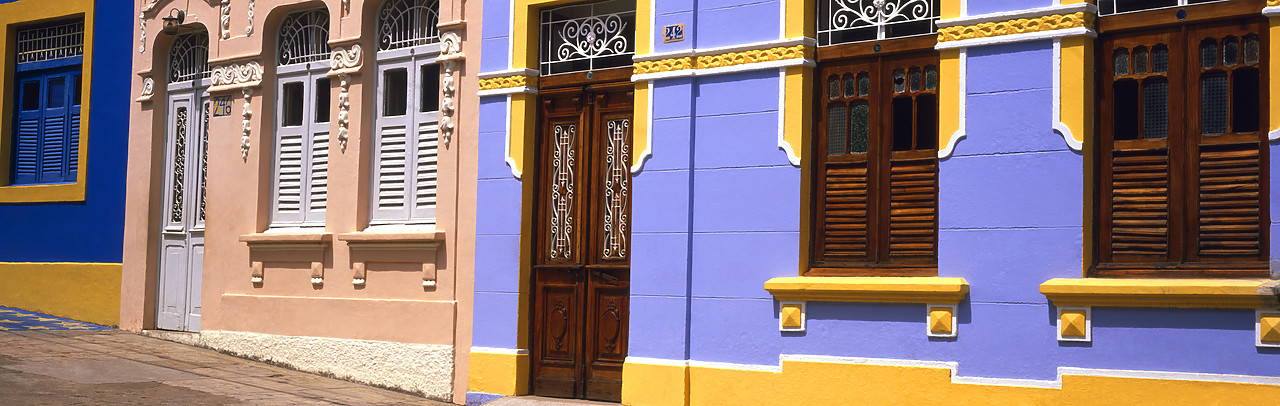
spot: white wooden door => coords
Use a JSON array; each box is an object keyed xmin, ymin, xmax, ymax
[{"xmin": 157, "ymin": 90, "xmax": 208, "ymax": 331}]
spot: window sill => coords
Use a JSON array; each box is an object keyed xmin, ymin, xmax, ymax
[
  {"xmin": 1039, "ymin": 278, "xmax": 1280, "ymax": 309},
  {"xmin": 336, "ymin": 230, "xmax": 445, "ymax": 249},
  {"xmin": 238, "ymin": 231, "xmax": 332, "ymax": 249},
  {"xmin": 0, "ymin": 182, "xmax": 85, "ymax": 203},
  {"xmin": 763, "ymin": 277, "xmax": 970, "ymax": 304}
]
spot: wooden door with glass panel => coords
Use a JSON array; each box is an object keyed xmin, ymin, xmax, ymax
[{"xmin": 531, "ymin": 83, "xmax": 632, "ymax": 402}]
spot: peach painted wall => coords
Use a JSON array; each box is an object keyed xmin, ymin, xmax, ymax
[{"xmin": 121, "ymin": 0, "xmax": 479, "ymax": 402}]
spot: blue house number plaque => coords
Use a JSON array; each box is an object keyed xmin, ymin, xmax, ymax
[
  {"xmin": 211, "ymin": 95, "xmax": 234, "ymax": 117},
  {"xmin": 663, "ymin": 24, "xmax": 684, "ymax": 43}
]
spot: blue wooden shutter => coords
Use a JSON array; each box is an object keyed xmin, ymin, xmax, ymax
[
  {"xmin": 12, "ymin": 78, "xmax": 41, "ymax": 184},
  {"xmin": 12, "ymin": 69, "xmax": 78, "ymax": 184}
]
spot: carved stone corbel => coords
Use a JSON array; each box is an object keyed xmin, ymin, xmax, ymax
[
  {"xmin": 438, "ymin": 26, "xmax": 465, "ymax": 147},
  {"xmin": 329, "ymin": 45, "xmax": 363, "ymax": 152}
]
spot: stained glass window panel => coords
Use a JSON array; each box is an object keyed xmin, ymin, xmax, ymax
[
  {"xmin": 857, "ymin": 72, "xmax": 870, "ymax": 96},
  {"xmin": 1134, "ymin": 47, "xmax": 1149, "ymax": 74},
  {"xmin": 924, "ymin": 65, "xmax": 938, "ymax": 91},
  {"xmin": 893, "ymin": 69, "xmax": 906, "ymax": 93},
  {"xmin": 1244, "ymin": 36, "xmax": 1260, "ymax": 65},
  {"xmin": 850, "ymin": 101, "xmax": 870, "ymax": 154},
  {"xmin": 1223, "ymin": 36, "xmax": 1238, "ymax": 66},
  {"xmin": 909, "ymin": 67, "xmax": 921, "ymax": 92},
  {"xmin": 844, "ymin": 74, "xmax": 858, "ymax": 98},
  {"xmin": 828, "ymin": 75, "xmax": 840, "ymax": 100}
]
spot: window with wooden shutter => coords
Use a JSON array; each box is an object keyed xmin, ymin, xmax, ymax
[
  {"xmin": 271, "ymin": 8, "xmax": 331, "ymax": 228},
  {"xmin": 811, "ymin": 55, "xmax": 940, "ymax": 275},
  {"xmin": 370, "ymin": 0, "xmax": 441, "ymax": 228},
  {"xmin": 9, "ymin": 19, "xmax": 83, "ymax": 186},
  {"xmin": 1096, "ymin": 7, "xmax": 1268, "ymax": 277},
  {"xmin": 810, "ymin": 1, "xmax": 939, "ymax": 276}
]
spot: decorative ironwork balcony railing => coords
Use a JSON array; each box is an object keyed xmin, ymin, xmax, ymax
[
  {"xmin": 818, "ymin": 0, "xmax": 938, "ymax": 46},
  {"xmin": 539, "ymin": 0, "xmax": 635, "ymax": 76},
  {"xmin": 16, "ymin": 20, "xmax": 84, "ymax": 64}
]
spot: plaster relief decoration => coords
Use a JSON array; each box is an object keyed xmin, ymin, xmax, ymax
[
  {"xmin": 220, "ymin": 0, "xmax": 231, "ymax": 39},
  {"xmin": 821, "ymin": 0, "xmax": 938, "ymax": 46},
  {"xmin": 329, "ymin": 45, "xmax": 362, "ymax": 151},
  {"xmin": 138, "ymin": 77, "xmax": 155, "ymax": 102},
  {"xmin": 246, "ymin": 0, "xmax": 255, "ymax": 35},
  {"xmin": 344, "ymin": 0, "xmax": 351, "ymax": 16},
  {"xmin": 337, "ymin": 74, "xmax": 351, "ymax": 151},
  {"xmin": 211, "ymin": 60, "xmax": 265, "ymax": 89},
  {"xmin": 439, "ymin": 30, "xmax": 463, "ymax": 146},
  {"xmin": 138, "ymin": 12, "xmax": 146, "ymax": 53},
  {"xmin": 241, "ymin": 88, "xmax": 252, "ymax": 159},
  {"xmin": 935, "ymin": 12, "xmax": 1093, "ymax": 42}
]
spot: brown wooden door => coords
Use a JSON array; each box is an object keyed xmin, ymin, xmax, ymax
[{"xmin": 531, "ymin": 83, "xmax": 632, "ymax": 402}]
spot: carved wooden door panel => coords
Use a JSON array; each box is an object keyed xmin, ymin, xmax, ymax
[{"xmin": 532, "ymin": 84, "xmax": 632, "ymax": 402}]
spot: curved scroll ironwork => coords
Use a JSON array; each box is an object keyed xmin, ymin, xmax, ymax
[
  {"xmin": 378, "ymin": 0, "xmax": 440, "ymax": 51},
  {"xmin": 820, "ymin": 0, "xmax": 937, "ymax": 46},
  {"xmin": 278, "ymin": 8, "xmax": 331, "ymax": 66},
  {"xmin": 169, "ymin": 31, "xmax": 211, "ymax": 82},
  {"xmin": 539, "ymin": 0, "xmax": 635, "ymax": 75}
]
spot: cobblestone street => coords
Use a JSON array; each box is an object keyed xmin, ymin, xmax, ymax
[{"xmin": 0, "ymin": 308, "xmax": 451, "ymax": 405}]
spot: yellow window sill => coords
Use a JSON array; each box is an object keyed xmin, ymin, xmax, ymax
[
  {"xmin": 1040, "ymin": 278, "xmax": 1280, "ymax": 309},
  {"xmin": 0, "ymin": 182, "xmax": 86, "ymax": 203},
  {"xmin": 763, "ymin": 277, "xmax": 970, "ymax": 304}
]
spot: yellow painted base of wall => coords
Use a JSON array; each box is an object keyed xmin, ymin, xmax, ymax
[
  {"xmin": 0, "ymin": 262, "xmax": 121, "ymax": 326},
  {"xmin": 622, "ymin": 359, "xmax": 1280, "ymax": 406},
  {"xmin": 469, "ymin": 351, "xmax": 529, "ymax": 395}
]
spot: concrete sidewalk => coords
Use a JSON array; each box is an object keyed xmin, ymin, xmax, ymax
[{"xmin": 0, "ymin": 328, "xmax": 453, "ymax": 405}]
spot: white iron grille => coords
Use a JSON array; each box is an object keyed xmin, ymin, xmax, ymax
[
  {"xmin": 539, "ymin": 0, "xmax": 635, "ymax": 76},
  {"xmin": 169, "ymin": 32, "xmax": 211, "ymax": 82},
  {"xmin": 379, "ymin": 0, "xmax": 441, "ymax": 51},
  {"xmin": 818, "ymin": 0, "xmax": 938, "ymax": 47},
  {"xmin": 278, "ymin": 9, "xmax": 331, "ymax": 66},
  {"xmin": 16, "ymin": 20, "xmax": 85, "ymax": 64}
]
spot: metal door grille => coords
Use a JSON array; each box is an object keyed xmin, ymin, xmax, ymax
[
  {"xmin": 818, "ymin": 0, "xmax": 938, "ymax": 46},
  {"xmin": 539, "ymin": 0, "xmax": 635, "ymax": 75}
]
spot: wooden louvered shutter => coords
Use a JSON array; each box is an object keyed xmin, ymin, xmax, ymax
[
  {"xmin": 812, "ymin": 53, "xmax": 939, "ymax": 276},
  {"xmin": 40, "ymin": 74, "xmax": 69, "ymax": 183},
  {"xmin": 12, "ymin": 78, "xmax": 41, "ymax": 185},
  {"xmin": 1097, "ymin": 20, "xmax": 1267, "ymax": 276}
]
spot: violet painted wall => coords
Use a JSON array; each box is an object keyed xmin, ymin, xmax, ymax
[{"xmin": 470, "ymin": 0, "xmax": 1280, "ymax": 386}]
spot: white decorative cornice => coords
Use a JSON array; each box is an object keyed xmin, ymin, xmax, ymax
[
  {"xmin": 935, "ymin": 27, "xmax": 1095, "ymax": 50},
  {"xmin": 936, "ymin": 3, "xmax": 1096, "ymax": 28},
  {"xmin": 329, "ymin": 45, "xmax": 363, "ymax": 75},
  {"xmin": 210, "ymin": 61, "xmax": 265, "ymax": 93},
  {"xmin": 136, "ymin": 77, "xmax": 155, "ymax": 102},
  {"xmin": 1264, "ymin": 6, "xmax": 1280, "ymax": 17}
]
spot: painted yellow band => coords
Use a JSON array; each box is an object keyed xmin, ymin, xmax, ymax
[
  {"xmin": 633, "ymin": 82, "xmax": 650, "ymax": 168},
  {"xmin": 764, "ymin": 276, "xmax": 970, "ymax": 304},
  {"xmin": 479, "ymin": 75, "xmax": 533, "ymax": 91},
  {"xmin": 1060, "ymin": 36, "xmax": 1093, "ymax": 147},
  {"xmin": 783, "ymin": 66, "xmax": 810, "ymax": 164},
  {"xmin": 619, "ymin": 357, "xmax": 1280, "ymax": 405},
  {"xmin": 636, "ymin": 45, "xmax": 811, "ymax": 76},
  {"xmin": 1270, "ymin": 18, "xmax": 1280, "ymax": 136},
  {"xmin": 468, "ymin": 351, "xmax": 530, "ymax": 396},
  {"xmin": 937, "ymin": 12, "xmax": 1095, "ymax": 43},
  {"xmin": 1040, "ymin": 278, "xmax": 1280, "ymax": 309},
  {"xmin": 938, "ymin": 49, "xmax": 961, "ymax": 155},
  {"xmin": 0, "ymin": 0, "xmax": 94, "ymax": 202},
  {"xmin": 0, "ymin": 262, "xmax": 121, "ymax": 327}
]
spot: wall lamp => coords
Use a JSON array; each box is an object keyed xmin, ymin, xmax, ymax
[{"xmin": 161, "ymin": 9, "xmax": 185, "ymax": 35}]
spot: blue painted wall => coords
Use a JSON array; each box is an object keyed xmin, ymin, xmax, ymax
[{"xmin": 0, "ymin": 0, "xmax": 131, "ymax": 263}]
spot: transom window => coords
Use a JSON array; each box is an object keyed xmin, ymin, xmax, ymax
[
  {"xmin": 278, "ymin": 8, "xmax": 331, "ymax": 66},
  {"xmin": 818, "ymin": 0, "xmax": 939, "ymax": 46},
  {"xmin": 1099, "ymin": 0, "xmax": 1230, "ymax": 16},
  {"xmin": 378, "ymin": 0, "xmax": 440, "ymax": 51},
  {"xmin": 169, "ymin": 32, "xmax": 210, "ymax": 83},
  {"xmin": 538, "ymin": 0, "xmax": 635, "ymax": 76},
  {"xmin": 1096, "ymin": 11, "xmax": 1268, "ymax": 277}
]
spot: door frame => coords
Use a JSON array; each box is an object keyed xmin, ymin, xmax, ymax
[{"xmin": 155, "ymin": 76, "xmax": 210, "ymax": 332}]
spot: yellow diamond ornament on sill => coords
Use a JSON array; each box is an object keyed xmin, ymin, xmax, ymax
[
  {"xmin": 1261, "ymin": 313, "xmax": 1280, "ymax": 343},
  {"xmin": 1060, "ymin": 309, "xmax": 1088, "ymax": 338},
  {"xmin": 929, "ymin": 307, "xmax": 953, "ymax": 335},
  {"xmin": 780, "ymin": 302, "xmax": 805, "ymax": 332}
]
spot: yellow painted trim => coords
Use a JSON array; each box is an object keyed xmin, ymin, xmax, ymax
[
  {"xmin": 479, "ymin": 74, "xmax": 534, "ymax": 91},
  {"xmin": 468, "ymin": 351, "xmax": 530, "ymax": 396},
  {"xmin": 764, "ymin": 277, "xmax": 970, "ymax": 304},
  {"xmin": 621, "ymin": 358, "xmax": 1280, "ymax": 405},
  {"xmin": 637, "ymin": 0, "xmax": 650, "ymax": 55},
  {"xmin": 0, "ymin": 262, "xmax": 121, "ymax": 327},
  {"xmin": 937, "ymin": 12, "xmax": 1095, "ymax": 42},
  {"xmin": 1059, "ymin": 36, "xmax": 1092, "ymax": 147},
  {"xmin": 633, "ymin": 82, "xmax": 649, "ymax": 168},
  {"xmin": 938, "ymin": 49, "xmax": 961, "ymax": 155},
  {"xmin": 1270, "ymin": 17, "xmax": 1280, "ymax": 137},
  {"xmin": 636, "ymin": 45, "xmax": 812, "ymax": 76},
  {"xmin": 623, "ymin": 361, "xmax": 690, "ymax": 406},
  {"xmin": 0, "ymin": 0, "xmax": 93, "ymax": 203},
  {"xmin": 784, "ymin": 0, "xmax": 815, "ymax": 38},
  {"xmin": 508, "ymin": 93, "xmax": 535, "ymax": 177},
  {"xmin": 940, "ymin": 0, "xmax": 962, "ymax": 19},
  {"xmin": 1040, "ymin": 279, "xmax": 1280, "ymax": 309},
  {"xmin": 783, "ymin": 66, "xmax": 810, "ymax": 165}
]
